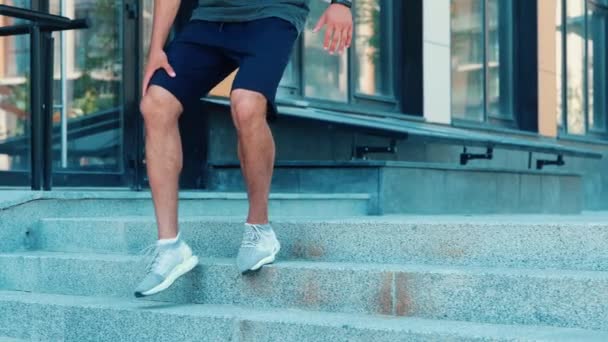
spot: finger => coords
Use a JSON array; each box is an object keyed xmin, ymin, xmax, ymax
[
  {"xmin": 324, "ymin": 25, "xmax": 335, "ymax": 51},
  {"xmin": 339, "ymin": 28, "xmax": 348, "ymax": 54},
  {"xmin": 141, "ymin": 72, "xmax": 153, "ymax": 97},
  {"xmin": 346, "ymin": 26, "xmax": 353, "ymax": 48},
  {"xmin": 329, "ymin": 26, "xmax": 341, "ymax": 54},
  {"xmin": 313, "ymin": 14, "xmax": 325, "ymax": 33},
  {"xmin": 163, "ymin": 63, "xmax": 177, "ymax": 77}
]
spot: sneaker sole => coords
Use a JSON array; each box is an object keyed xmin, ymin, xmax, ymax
[
  {"xmin": 242, "ymin": 245, "xmax": 280, "ymax": 275},
  {"xmin": 135, "ymin": 255, "xmax": 199, "ymax": 298}
]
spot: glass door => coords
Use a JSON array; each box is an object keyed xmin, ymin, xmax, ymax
[{"xmin": 48, "ymin": 0, "xmax": 140, "ymax": 187}]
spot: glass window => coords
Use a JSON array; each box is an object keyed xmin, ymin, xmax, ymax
[
  {"xmin": 556, "ymin": 0, "xmax": 564, "ymax": 129},
  {"xmin": 283, "ymin": 0, "xmax": 395, "ymax": 108},
  {"xmin": 557, "ymin": 0, "xmax": 608, "ymax": 137},
  {"xmin": 302, "ymin": 0, "xmax": 348, "ymax": 102},
  {"xmin": 565, "ymin": 0, "xmax": 586, "ymax": 135},
  {"xmin": 587, "ymin": 1, "xmax": 607, "ymax": 132},
  {"xmin": 354, "ymin": 0, "xmax": 392, "ymax": 97},
  {"xmin": 451, "ymin": 0, "xmax": 513, "ymax": 123},
  {"xmin": 486, "ymin": 0, "xmax": 512, "ymax": 119},
  {"xmin": 0, "ymin": 0, "xmax": 31, "ymax": 172},
  {"xmin": 142, "ymin": 0, "xmax": 154, "ymax": 62},
  {"xmin": 451, "ymin": 0, "xmax": 485, "ymax": 121}
]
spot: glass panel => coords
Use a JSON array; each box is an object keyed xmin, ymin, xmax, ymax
[
  {"xmin": 565, "ymin": 0, "xmax": 586, "ymax": 135},
  {"xmin": 279, "ymin": 60, "xmax": 296, "ymax": 88},
  {"xmin": 587, "ymin": 4, "xmax": 607, "ymax": 132},
  {"xmin": 277, "ymin": 57, "xmax": 300, "ymax": 98},
  {"xmin": 0, "ymin": 0, "xmax": 31, "ymax": 172},
  {"xmin": 451, "ymin": 0, "xmax": 484, "ymax": 121},
  {"xmin": 556, "ymin": 0, "xmax": 564, "ymax": 128},
  {"xmin": 486, "ymin": 0, "xmax": 512, "ymax": 118},
  {"xmin": 303, "ymin": 0, "xmax": 348, "ymax": 102},
  {"xmin": 354, "ymin": 0, "xmax": 391, "ymax": 96},
  {"xmin": 50, "ymin": 0, "xmax": 124, "ymax": 171},
  {"xmin": 142, "ymin": 0, "xmax": 154, "ymax": 62}
]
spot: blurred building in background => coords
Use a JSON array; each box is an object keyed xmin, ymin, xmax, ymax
[{"xmin": 0, "ymin": 0, "xmax": 607, "ymax": 213}]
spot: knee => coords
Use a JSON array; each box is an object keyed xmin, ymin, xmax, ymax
[
  {"xmin": 140, "ymin": 88, "xmax": 181, "ymax": 130},
  {"xmin": 231, "ymin": 90, "xmax": 267, "ymax": 131}
]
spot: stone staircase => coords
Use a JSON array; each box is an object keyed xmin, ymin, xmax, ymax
[{"xmin": 1, "ymin": 191, "xmax": 608, "ymax": 341}]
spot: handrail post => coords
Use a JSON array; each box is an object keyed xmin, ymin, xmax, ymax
[
  {"xmin": 29, "ymin": 24, "xmax": 43, "ymax": 190},
  {"xmin": 43, "ymin": 31, "xmax": 54, "ymax": 190}
]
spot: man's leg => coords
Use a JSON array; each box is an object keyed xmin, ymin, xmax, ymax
[
  {"xmin": 231, "ymin": 89, "xmax": 281, "ymax": 274},
  {"xmin": 140, "ymin": 85, "xmax": 183, "ymax": 240},
  {"xmin": 134, "ymin": 85, "xmax": 199, "ymax": 298},
  {"xmin": 226, "ymin": 18, "xmax": 299, "ymax": 274},
  {"xmin": 231, "ymin": 89, "xmax": 275, "ymax": 225}
]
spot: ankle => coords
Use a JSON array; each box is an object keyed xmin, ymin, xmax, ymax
[{"xmin": 158, "ymin": 232, "xmax": 181, "ymax": 246}]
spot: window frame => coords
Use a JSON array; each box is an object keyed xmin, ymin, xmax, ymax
[
  {"xmin": 276, "ymin": 0, "xmax": 403, "ymax": 114},
  {"xmin": 451, "ymin": 0, "xmax": 516, "ymax": 128},
  {"xmin": 586, "ymin": 0, "xmax": 608, "ymax": 135},
  {"xmin": 558, "ymin": 0, "xmax": 608, "ymax": 140}
]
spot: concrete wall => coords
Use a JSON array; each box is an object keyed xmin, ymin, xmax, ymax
[{"xmin": 205, "ymin": 106, "xmax": 608, "ymax": 211}]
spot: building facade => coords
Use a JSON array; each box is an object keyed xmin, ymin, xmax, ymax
[{"xmin": 0, "ymin": 0, "xmax": 607, "ymax": 212}]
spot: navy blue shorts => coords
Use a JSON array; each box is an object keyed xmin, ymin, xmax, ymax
[{"xmin": 149, "ymin": 18, "xmax": 299, "ymax": 121}]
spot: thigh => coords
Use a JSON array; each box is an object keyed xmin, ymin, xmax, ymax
[
  {"xmin": 149, "ymin": 23, "xmax": 238, "ymax": 110},
  {"xmin": 231, "ymin": 18, "xmax": 300, "ymax": 120}
]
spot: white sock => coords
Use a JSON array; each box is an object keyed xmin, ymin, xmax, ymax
[{"xmin": 158, "ymin": 233, "xmax": 181, "ymax": 246}]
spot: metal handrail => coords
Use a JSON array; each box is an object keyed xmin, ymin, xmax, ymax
[
  {"xmin": 0, "ymin": 4, "xmax": 71, "ymax": 25},
  {"xmin": 0, "ymin": 19, "xmax": 88, "ymax": 36}
]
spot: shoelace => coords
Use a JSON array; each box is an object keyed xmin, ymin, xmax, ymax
[
  {"xmin": 139, "ymin": 244, "xmax": 163, "ymax": 273},
  {"xmin": 241, "ymin": 224, "xmax": 263, "ymax": 248}
]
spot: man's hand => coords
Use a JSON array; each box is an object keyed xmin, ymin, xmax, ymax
[
  {"xmin": 313, "ymin": 4, "xmax": 353, "ymax": 55},
  {"xmin": 142, "ymin": 49, "xmax": 176, "ymax": 97}
]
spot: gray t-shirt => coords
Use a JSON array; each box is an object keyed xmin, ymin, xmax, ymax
[{"xmin": 191, "ymin": 0, "xmax": 311, "ymax": 32}]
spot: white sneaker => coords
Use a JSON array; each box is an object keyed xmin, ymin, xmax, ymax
[
  {"xmin": 236, "ymin": 224, "xmax": 280, "ymax": 274},
  {"xmin": 134, "ymin": 239, "xmax": 199, "ymax": 298}
]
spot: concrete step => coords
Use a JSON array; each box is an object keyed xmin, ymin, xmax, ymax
[
  {"xmin": 0, "ymin": 191, "xmax": 371, "ymax": 253},
  {"xmin": 11, "ymin": 191, "xmax": 372, "ymax": 218},
  {"xmin": 33, "ymin": 215, "xmax": 608, "ymax": 271},
  {"xmin": 1, "ymin": 252, "xmax": 607, "ymax": 331},
  {"xmin": 1, "ymin": 290, "xmax": 606, "ymax": 342}
]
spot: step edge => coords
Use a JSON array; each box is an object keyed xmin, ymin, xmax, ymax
[
  {"xmin": 36, "ymin": 191, "xmax": 371, "ymax": 201},
  {"xmin": 0, "ymin": 290, "xmax": 606, "ymax": 341},
  {"xmin": 37, "ymin": 214, "xmax": 608, "ymax": 225},
  {"xmin": 3, "ymin": 251, "xmax": 608, "ymax": 280}
]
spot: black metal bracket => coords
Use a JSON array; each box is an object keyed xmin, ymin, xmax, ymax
[
  {"xmin": 355, "ymin": 139, "xmax": 397, "ymax": 160},
  {"xmin": 537, "ymin": 155, "xmax": 565, "ymax": 170},
  {"xmin": 460, "ymin": 147, "xmax": 493, "ymax": 165}
]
